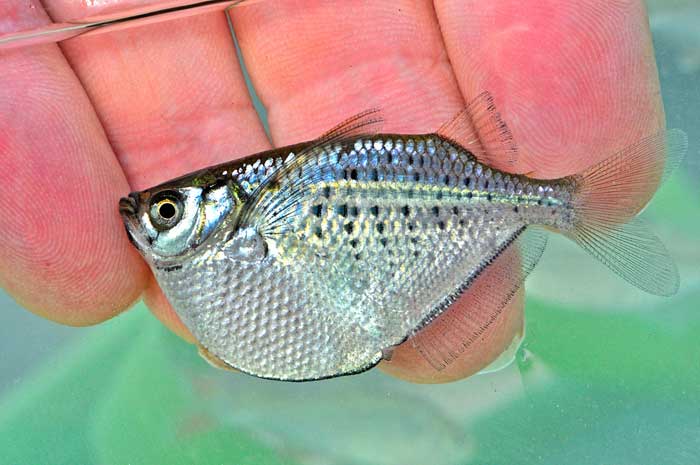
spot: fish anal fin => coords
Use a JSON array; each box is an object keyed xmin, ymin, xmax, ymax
[
  {"xmin": 197, "ymin": 343, "xmax": 239, "ymax": 373},
  {"xmin": 410, "ymin": 227, "xmax": 547, "ymax": 371},
  {"xmin": 437, "ymin": 91, "xmax": 519, "ymax": 171}
]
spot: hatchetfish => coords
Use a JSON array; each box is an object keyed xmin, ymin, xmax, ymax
[{"xmin": 119, "ymin": 91, "xmax": 687, "ymax": 381}]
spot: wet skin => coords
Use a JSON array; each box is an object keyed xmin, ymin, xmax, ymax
[{"xmin": 0, "ymin": 0, "xmax": 663, "ymax": 382}]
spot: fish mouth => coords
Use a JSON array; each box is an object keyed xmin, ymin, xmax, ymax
[
  {"xmin": 118, "ymin": 193, "xmax": 148, "ymax": 253},
  {"xmin": 119, "ymin": 194, "xmax": 138, "ymax": 216}
]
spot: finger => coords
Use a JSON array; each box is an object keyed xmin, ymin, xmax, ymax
[
  {"xmin": 0, "ymin": 2, "xmax": 149, "ymax": 325},
  {"xmin": 434, "ymin": 0, "xmax": 664, "ymax": 178},
  {"xmin": 42, "ymin": 1, "xmax": 271, "ymax": 336},
  {"xmin": 43, "ymin": 2, "xmax": 271, "ymax": 189},
  {"xmin": 232, "ymin": 0, "xmax": 524, "ymax": 382}
]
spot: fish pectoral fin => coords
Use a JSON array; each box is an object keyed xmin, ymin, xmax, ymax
[
  {"xmin": 236, "ymin": 109, "xmax": 384, "ymax": 237},
  {"xmin": 197, "ymin": 344, "xmax": 239, "ymax": 373},
  {"xmin": 409, "ymin": 227, "xmax": 547, "ymax": 371},
  {"xmin": 436, "ymin": 90, "xmax": 522, "ymax": 172}
]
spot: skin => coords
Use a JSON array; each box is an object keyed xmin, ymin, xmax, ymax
[{"xmin": 0, "ymin": 0, "xmax": 662, "ymax": 383}]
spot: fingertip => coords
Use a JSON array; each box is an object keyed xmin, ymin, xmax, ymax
[
  {"xmin": 435, "ymin": 0, "xmax": 664, "ymax": 178},
  {"xmin": 0, "ymin": 33, "xmax": 150, "ymax": 326}
]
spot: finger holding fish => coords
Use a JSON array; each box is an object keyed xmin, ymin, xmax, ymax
[
  {"xmin": 435, "ymin": 0, "xmax": 665, "ymax": 180},
  {"xmin": 0, "ymin": 1, "xmax": 148, "ymax": 325}
]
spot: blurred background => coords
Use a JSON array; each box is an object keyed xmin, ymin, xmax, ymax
[{"xmin": 1, "ymin": 1, "xmax": 699, "ymax": 464}]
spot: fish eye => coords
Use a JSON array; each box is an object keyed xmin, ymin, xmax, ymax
[{"xmin": 149, "ymin": 191, "xmax": 184, "ymax": 230}]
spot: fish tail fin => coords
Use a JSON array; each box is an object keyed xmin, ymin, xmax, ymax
[{"xmin": 565, "ymin": 129, "xmax": 687, "ymax": 296}]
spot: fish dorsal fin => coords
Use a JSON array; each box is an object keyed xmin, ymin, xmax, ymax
[
  {"xmin": 409, "ymin": 226, "xmax": 547, "ymax": 371},
  {"xmin": 237, "ymin": 110, "xmax": 384, "ymax": 236},
  {"xmin": 437, "ymin": 91, "xmax": 519, "ymax": 169},
  {"xmin": 317, "ymin": 108, "xmax": 384, "ymax": 143}
]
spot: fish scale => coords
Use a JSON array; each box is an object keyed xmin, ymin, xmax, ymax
[{"xmin": 150, "ymin": 133, "xmax": 565, "ymax": 380}]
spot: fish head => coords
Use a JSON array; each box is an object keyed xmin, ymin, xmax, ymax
[{"xmin": 119, "ymin": 176, "xmax": 240, "ymax": 266}]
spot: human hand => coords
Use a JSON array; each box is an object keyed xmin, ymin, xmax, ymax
[{"xmin": 0, "ymin": 0, "xmax": 663, "ymax": 383}]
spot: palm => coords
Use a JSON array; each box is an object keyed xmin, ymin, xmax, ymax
[{"xmin": 0, "ymin": 0, "xmax": 662, "ymax": 382}]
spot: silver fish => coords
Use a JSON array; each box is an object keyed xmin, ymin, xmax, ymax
[{"xmin": 119, "ymin": 92, "xmax": 687, "ymax": 381}]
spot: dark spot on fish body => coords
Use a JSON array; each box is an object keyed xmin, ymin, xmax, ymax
[
  {"xmin": 344, "ymin": 222, "xmax": 354, "ymax": 234},
  {"xmin": 350, "ymin": 239, "xmax": 358, "ymax": 248},
  {"xmin": 452, "ymin": 206, "xmax": 459, "ymax": 215},
  {"xmin": 337, "ymin": 204, "xmax": 348, "ymax": 217},
  {"xmin": 370, "ymin": 206, "xmax": 379, "ymax": 216},
  {"xmin": 432, "ymin": 206, "xmax": 440, "ymax": 217},
  {"xmin": 354, "ymin": 253, "xmax": 362, "ymax": 261},
  {"xmin": 350, "ymin": 169, "xmax": 358, "ymax": 181},
  {"xmin": 438, "ymin": 221, "xmax": 446, "ymax": 231},
  {"xmin": 370, "ymin": 169, "xmax": 379, "ymax": 181},
  {"xmin": 311, "ymin": 204, "xmax": 323, "ymax": 218},
  {"xmin": 436, "ymin": 191, "xmax": 443, "ymax": 200},
  {"xmin": 376, "ymin": 222, "xmax": 385, "ymax": 234},
  {"xmin": 315, "ymin": 227, "xmax": 323, "ymax": 239},
  {"xmin": 380, "ymin": 237, "xmax": 388, "ymax": 248},
  {"xmin": 350, "ymin": 206, "xmax": 359, "ymax": 217},
  {"xmin": 401, "ymin": 205, "xmax": 410, "ymax": 217},
  {"xmin": 413, "ymin": 172, "xmax": 420, "ymax": 182}
]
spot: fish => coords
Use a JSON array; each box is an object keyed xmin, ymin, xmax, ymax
[{"xmin": 119, "ymin": 91, "xmax": 687, "ymax": 382}]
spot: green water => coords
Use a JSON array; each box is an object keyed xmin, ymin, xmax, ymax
[{"xmin": 1, "ymin": 3, "xmax": 699, "ymax": 465}]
